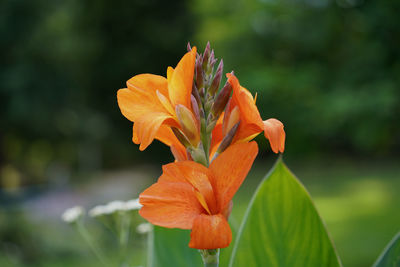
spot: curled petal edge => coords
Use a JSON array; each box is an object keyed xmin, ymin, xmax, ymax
[{"xmin": 263, "ymin": 118, "xmax": 285, "ymax": 153}]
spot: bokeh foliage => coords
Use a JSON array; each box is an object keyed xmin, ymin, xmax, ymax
[
  {"xmin": 1, "ymin": 0, "xmax": 193, "ymax": 187},
  {"xmin": 192, "ymin": 0, "xmax": 400, "ymax": 156}
]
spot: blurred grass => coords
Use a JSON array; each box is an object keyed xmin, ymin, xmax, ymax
[{"xmin": 1, "ymin": 158, "xmax": 399, "ymax": 267}]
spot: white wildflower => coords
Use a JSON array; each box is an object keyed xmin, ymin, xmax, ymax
[
  {"xmin": 88, "ymin": 198, "xmax": 142, "ymax": 217},
  {"xmin": 62, "ymin": 206, "xmax": 85, "ymax": 223},
  {"xmin": 136, "ymin": 223, "xmax": 152, "ymax": 234},
  {"xmin": 124, "ymin": 198, "xmax": 142, "ymax": 211},
  {"xmin": 104, "ymin": 200, "xmax": 125, "ymax": 214},
  {"xmin": 88, "ymin": 205, "xmax": 106, "ymax": 217}
]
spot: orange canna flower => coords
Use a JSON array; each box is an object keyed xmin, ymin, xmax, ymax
[
  {"xmin": 117, "ymin": 48, "xmax": 198, "ymax": 152},
  {"xmin": 219, "ymin": 73, "xmax": 286, "ymax": 154},
  {"xmin": 139, "ymin": 141, "xmax": 258, "ymax": 249}
]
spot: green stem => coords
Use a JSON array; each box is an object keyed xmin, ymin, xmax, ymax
[
  {"xmin": 199, "ymin": 249, "xmax": 220, "ymax": 267},
  {"xmin": 202, "ymin": 132, "xmax": 211, "ymax": 166},
  {"xmin": 147, "ymin": 225, "xmax": 154, "ymax": 267},
  {"xmin": 119, "ymin": 212, "xmax": 131, "ymax": 266},
  {"xmin": 76, "ymin": 220, "xmax": 109, "ymax": 266},
  {"xmin": 119, "ymin": 212, "xmax": 131, "ymax": 247}
]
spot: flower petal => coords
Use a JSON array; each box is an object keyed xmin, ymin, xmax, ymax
[
  {"xmin": 139, "ymin": 178, "xmax": 203, "ymax": 229},
  {"xmin": 210, "ymin": 112, "xmax": 224, "ymax": 154},
  {"xmin": 118, "ymin": 86, "xmax": 170, "ymax": 123},
  {"xmin": 209, "ymin": 142, "xmax": 258, "ymax": 212},
  {"xmin": 118, "ymin": 87, "xmax": 177, "ymax": 150},
  {"xmin": 224, "ymin": 74, "xmax": 265, "ymax": 143},
  {"xmin": 132, "ymin": 124, "xmax": 187, "ymax": 160},
  {"xmin": 169, "ymin": 47, "xmax": 197, "ymax": 108},
  {"xmin": 263, "ymin": 118, "xmax": 286, "ymax": 153},
  {"xmin": 161, "ymin": 162, "xmax": 217, "ymax": 214},
  {"xmin": 189, "ymin": 214, "xmax": 232, "ymax": 249},
  {"xmin": 132, "ymin": 112, "xmax": 175, "ymax": 150},
  {"xmin": 170, "ymin": 145, "xmax": 188, "ymax": 161},
  {"xmin": 227, "ymin": 73, "xmax": 263, "ymax": 130},
  {"xmin": 127, "ymin": 73, "xmax": 169, "ymax": 98}
]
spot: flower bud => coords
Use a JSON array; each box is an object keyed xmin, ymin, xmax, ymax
[
  {"xmin": 217, "ymin": 122, "xmax": 240, "ymax": 153},
  {"xmin": 204, "ymin": 97, "xmax": 213, "ymax": 114},
  {"xmin": 206, "ymin": 119, "xmax": 217, "ymax": 134},
  {"xmin": 175, "ymin": 105, "xmax": 200, "ymax": 146},
  {"xmin": 172, "ymin": 127, "xmax": 191, "ymax": 148},
  {"xmin": 199, "ymin": 87, "xmax": 205, "ymax": 98},
  {"xmin": 187, "ymin": 42, "xmax": 192, "ymax": 52},
  {"xmin": 209, "ymin": 60, "xmax": 223, "ymax": 96},
  {"xmin": 205, "ymin": 50, "xmax": 216, "ymax": 77},
  {"xmin": 191, "ymin": 95, "xmax": 201, "ymax": 127},
  {"xmin": 187, "ymin": 145, "xmax": 207, "ymax": 166},
  {"xmin": 196, "ymin": 57, "xmax": 204, "ymax": 89},
  {"xmin": 202, "ymin": 42, "xmax": 211, "ymax": 70},
  {"xmin": 211, "ymin": 81, "xmax": 232, "ymax": 119},
  {"xmin": 192, "ymin": 84, "xmax": 201, "ymax": 106}
]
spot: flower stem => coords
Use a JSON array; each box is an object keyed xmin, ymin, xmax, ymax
[
  {"xmin": 76, "ymin": 220, "xmax": 109, "ymax": 266},
  {"xmin": 118, "ymin": 212, "xmax": 131, "ymax": 266},
  {"xmin": 199, "ymin": 249, "xmax": 220, "ymax": 267}
]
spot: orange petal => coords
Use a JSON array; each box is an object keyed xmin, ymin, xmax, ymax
[
  {"xmin": 189, "ymin": 214, "xmax": 232, "ymax": 249},
  {"xmin": 210, "ymin": 112, "xmax": 224, "ymax": 153},
  {"xmin": 167, "ymin": 66, "xmax": 174, "ymax": 83},
  {"xmin": 139, "ymin": 179, "xmax": 203, "ymax": 229},
  {"xmin": 233, "ymin": 123, "xmax": 262, "ymax": 143},
  {"xmin": 117, "ymin": 88, "xmax": 169, "ymax": 122},
  {"xmin": 263, "ymin": 118, "xmax": 286, "ymax": 153},
  {"xmin": 132, "ymin": 112, "xmax": 175, "ymax": 150},
  {"xmin": 127, "ymin": 73, "xmax": 169, "ymax": 98},
  {"xmin": 156, "ymin": 90, "xmax": 176, "ymax": 116},
  {"xmin": 224, "ymin": 106, "xmax": 240, "ymax": 135},
  {"xmin": 169, "ymin": 47, "xmax": 197, "ymax": 108},
  {"xmin": 132, "ymin": 125, "xmax": 139, "ymax": 144},
  {"xmin": 132, "ymin": 124, "xmax": 180, "ymax": 148},
  {"xmin": 170, "ymin": 145, "xmax": 188, "ymax": 161},
  {"xmin": 118, "ymin": 86, "xmax": 177, "ymax": 150},
  {"xmin": 161, "ymin": 162, "xmax": 217, "ymax": 214},
  {"xmin": 211, "ymin": 124, "xmax": 223, "ymax": 153},
  {"xmin": 209, "ymin": 142, "xmax": 258, "ymax": 212},
  {"xmin": 226, "ymin": 73, "xmax": 263, "ymax": 130}
]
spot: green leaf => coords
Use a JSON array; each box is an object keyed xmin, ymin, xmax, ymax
[
  {"xmin": 150, "ymin": 226, "xmax": 202, "ymax": 267},
  {"xmin": 149, "ymin": 223, "xmax": 238, "ymax": 267},
  {"xmin": 373, "ymin": 232, "xmax": 400, "ymax": 267},
  {"xmin": 229, "ymin": 158, "xmax": 342, "ymax": 267}
]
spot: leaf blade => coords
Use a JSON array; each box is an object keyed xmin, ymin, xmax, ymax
[
  {"xmin": 373, "ymin": 232, "xmax": 400, "ymax": 267},
  {"xmin": 151, "ymin": 226, "xmax": 202, "ymax": 267},
  {"xmin": 229, "ymin": 158, "xmax": 342, "ymax": 267}
]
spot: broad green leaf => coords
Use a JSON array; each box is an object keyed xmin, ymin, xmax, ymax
[
  {"xmin": 229, "ymin": 158, "xmax": 342, "ymax": 267},
  {"xmin": 150, "ymin": 226, "xmax": 202, "ymax": 267},
  {"xmin": 373, "ymin": 232, "xmax": 400, "ymax": 267}
]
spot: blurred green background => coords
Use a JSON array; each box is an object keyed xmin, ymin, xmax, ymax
[{"xmin": 1, "ymin": 0, "xmax": 399, "ymax": 266}]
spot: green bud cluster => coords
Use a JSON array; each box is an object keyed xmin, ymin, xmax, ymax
[{"xmin": 183, "ymin": 42, "xmax": 236, "ymax": 165}]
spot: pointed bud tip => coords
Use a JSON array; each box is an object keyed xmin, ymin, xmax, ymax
[
  {"xmin": 175, "ymin": 105, "xmax": 200, "ymax": 146},
  {"xmin": 218, "ymin": 59, "xmax": 224, "ymax": 70},
  {"xmin": 217, "ymin": 122, "xmax": 240, "ymax": 153}
]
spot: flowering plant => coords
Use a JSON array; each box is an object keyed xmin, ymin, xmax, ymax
[
  {"xmin": 63, "ymin": 43, "xmax": 399, "ymax": 267},
  {"xmin": 117, "ymin": 43, "xmax": 285, "ymax": 263}
]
